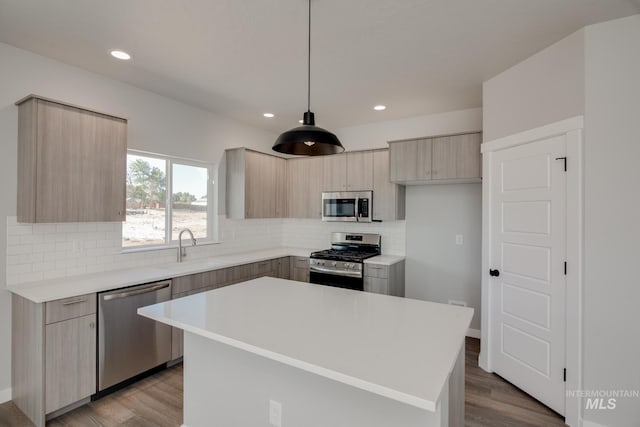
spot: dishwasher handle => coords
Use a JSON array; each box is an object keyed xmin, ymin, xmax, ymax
[{"xmin": 102, "ymin": 281, "xmax": 171, "ymax": 301}]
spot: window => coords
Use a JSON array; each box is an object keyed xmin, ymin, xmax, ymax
[{"xmin": 123, "ymin": 151, "xmax": 214, "ymax": 248}]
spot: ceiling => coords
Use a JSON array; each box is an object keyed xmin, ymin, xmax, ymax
[{"xmin": 0, "ymin": 0, "xmax": 638, "ymax": 133}]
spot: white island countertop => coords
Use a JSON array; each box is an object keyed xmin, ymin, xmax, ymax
[{"xmin": 138, "ymin": 277, "xmax": 472, "ymax": 412}]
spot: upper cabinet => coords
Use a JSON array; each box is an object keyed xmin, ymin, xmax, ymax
[
  {"xmin": 225, "ymin": 148, "xmax": 287, "ymax": 219},
  {"xmin": 389, "ymin": 132, "xmax": 482, "ymax": 185},
  {"xmin": 226, "ymin": 148, "xmax": 405, "ymax": 221},
  {"xmin": 372, "ymin": 150, "xmax": 405, "ymax": 221},
  {"xmin": 16, "ymin": 95, "xmax": 127, "ymax": 223},
  {"xmin": 322, "ymin": 151, "xmax": 373, "ymax": 192},
  {"xmin": 389, "ymin": 138, "xmax": 432, "ymax": 182},
  {"xmin": 287, "ymin": 157, "xmax": 324, "ymax": 218}
]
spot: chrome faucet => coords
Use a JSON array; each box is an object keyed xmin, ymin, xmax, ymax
[{"xmin": 178, "ymin": 228, "xmax": 197, "ymax": 262}]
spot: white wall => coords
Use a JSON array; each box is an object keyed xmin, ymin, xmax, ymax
[
  {"xmin": 483, "ymin": 30, "xmax": 585, "ymax": 142},
  {"xmin": 335, "ymin": 108, "xmax": 482, "ymax": 150},
  {"xmin": 582, "ymin": 15, "xmax": 640, "ymax": 426},
  {"xmin": 405, "ymin": 185, "xmax": 482, "ymax": 330},
  {"xmin": 0, "ymin": 41, "xmax": 277, "ymax": 399},
  {"xmin": 281, "ymin": 219, "xmax": 405, "ymax": 255}
]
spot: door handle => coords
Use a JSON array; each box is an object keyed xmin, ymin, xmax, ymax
[
  {"xmin": 489, "ymin": 269, "xmax": 500, "ymax": 277},
  {"xmin": 102, "ymin": 281, "xmax": 171, "ymax": 301}
]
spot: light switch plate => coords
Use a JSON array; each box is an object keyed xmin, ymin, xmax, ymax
[
  {"xmin": 269, "ymin": 400, "xmax": 282, "ymax": 427},
  {"xmin": 455, "ymin": 234, "xmax": 464, "ymax": 245}
]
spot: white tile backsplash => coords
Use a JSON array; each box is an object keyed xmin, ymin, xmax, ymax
[
  {"xmin": 6, "ymin": 215, "xmax": 405, "ymax": 286},
  {"xmin": 281, "ymin": 219, "xmax": 406, "ymax": 255}
]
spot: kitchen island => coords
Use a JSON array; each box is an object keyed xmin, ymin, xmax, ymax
[{"xmin": 138, "ymin": 277, "xmax": 473, "ymax": 427}]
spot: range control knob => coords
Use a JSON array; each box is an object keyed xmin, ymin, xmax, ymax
[{"xmin": 332, "ymin": 262, "xmax": 337, "ymax": 267}]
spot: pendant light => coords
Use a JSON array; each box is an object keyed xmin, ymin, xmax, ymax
[{"xmin": 272, "ymin": 0, "xmax": 344, "ymax": 156}]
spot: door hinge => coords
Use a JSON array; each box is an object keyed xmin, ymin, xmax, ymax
[
  {"xmin": 564, "ymin": 262, "xmax": 567, "ymax": 275},
  {"xmin": 555, "ymin": 156, "xmax": 567, "ymax": 171},
  {"xmin": 563, "ymin": 368, "xmax": 567, "ymax": 382}
]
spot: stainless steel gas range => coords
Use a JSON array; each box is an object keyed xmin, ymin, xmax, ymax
[{"xmin": 309, "ymin": 232, "xmax": 381, "ymax": 291}]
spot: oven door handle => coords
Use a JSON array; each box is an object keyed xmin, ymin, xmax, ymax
[{"xmin": 310, "ymin": 265, "xmax": 362, "ymax": 278}]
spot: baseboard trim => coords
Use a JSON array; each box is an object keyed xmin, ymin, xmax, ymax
[
  {"xmin": 466, "ymin": 328, "xmax": 481, "ymax": 339},
  {"xmin": 0, "ymin": 387, "xmax": 11, "ymax": 404}
]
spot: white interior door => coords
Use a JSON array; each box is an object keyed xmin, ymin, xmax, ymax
[{"xmin": 489, "ymin": 135, "xmax": 566, "ymax": 415}]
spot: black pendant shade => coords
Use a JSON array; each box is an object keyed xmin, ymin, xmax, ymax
[
  {"xmin": 272, "ymin": 0, "xmax": 344, "ymax": 156},
  {"xmin": 272, "ymin": 111, "xmax": 344, "ymax": 156}
]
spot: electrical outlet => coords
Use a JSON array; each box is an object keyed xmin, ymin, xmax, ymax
[
  {"xmin": 455, "ymin": 234, "xmax": 464, "ymax": 245},
  {"xmin": 448, "ymin": 300, "xmax": 467, "ymax": 307},
  {"xmin": 269, "ymin": 400, "xmax": 282, "ymax": 427}
]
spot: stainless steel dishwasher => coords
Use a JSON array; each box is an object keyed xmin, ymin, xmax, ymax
[{"xmin": 98, "ymin": 280, "xmax": 172, "ymax": 391}]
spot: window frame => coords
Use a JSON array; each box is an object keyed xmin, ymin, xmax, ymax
[{"xmin": 123, "ymin": 149, "xmax": 216, "ymax": 250}]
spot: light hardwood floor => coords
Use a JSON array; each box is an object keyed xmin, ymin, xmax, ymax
[{"xmin": 0, "ymin": 338, "xmax": 566, "ymax": 427}]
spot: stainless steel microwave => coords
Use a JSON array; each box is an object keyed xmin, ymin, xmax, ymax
[{"xmin": 321, "ymin": 191, "xmax": 372, "ymax": 222}]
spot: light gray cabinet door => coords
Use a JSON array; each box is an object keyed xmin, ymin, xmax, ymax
[
  {"xmin": 290, "ymin": 257, "xmax": 310, "ymax": 282},
  {"xmin": 274, "ymin": 257, "xmax": 290, "ymax": 279},
  {"xmin": 364, "ymin": 276, "xmax": 389, "ymax": 295},
  {"xmin": 389, "ymin": 138, "xmax": 432, "ymax": 183},
  {"xmin": 17, "ymin": 96, "xmax": 127, "ymax": 223},
  {"xmin": 432, "ymin": 133, "xmax": 482, "ymax": 180},
  {"xmin": 455, "ymin": 132, "xmax": 482, "ymax": 179},
  {"xmin": 244, "ymin": 150, "xmax": 277, "ymax": 218},
  {"xmin": 226, "ymin": 148, "xmax": 287, "ymax": 219},
  {"xmin": 322, "ymin": 154, "xmax": 347, "ymax": 191},
  {"xmin": 45, "ymin": 314, "xmax": 96, "ymax": 413},
  {"xmin": 346, "ymin": 151, "xmax": 374, "ymax": 191},
  {"xmin": 431, "ymin": 136, "xmax": 458, "ymax": 180},
  {"xmin": 372, "ymin": 150, "xmax": 405, "ymax": 221},
  {"xmin": 287, "ymin": 157, "xmax": 323, "ymax": 218}
]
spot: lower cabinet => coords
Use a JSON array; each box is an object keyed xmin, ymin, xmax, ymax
[
  {"xmin": 272, "ymin": 257, "xmax": 290, "ymax": 279},
  {"xmin": 364, "ymin": 261, "xmax": 405, "ymax": 297},
  {"xmin": 12, "ymin": 253, "xmax": 313, "ymax": 426},
  {"xmin": 45, "ymin": 314, "xmax": 96, "ymax": 413},
  {"xmin": 290, "ymin": 256, "xmax": 310, "ymax": 282},
  {"xmin": 12, "ymin": 293, "xmax": 97, "ymax": 427}
]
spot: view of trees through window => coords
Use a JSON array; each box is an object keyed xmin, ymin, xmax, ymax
[{"xmin": 123, "ymin": 153, "xmax": 210, "ymax": 248}]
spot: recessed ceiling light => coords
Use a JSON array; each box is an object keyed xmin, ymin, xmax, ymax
[
  {"xmin": 110, "ymin": 50, "xmax": 131, "ymax": 60},
  {"xmin": 263, "ymin": 113, "xmax": 275, "ymax": 118},
  {"xmin": 374, "ymin": 105, "xmax": 386, "ymax": 111}
]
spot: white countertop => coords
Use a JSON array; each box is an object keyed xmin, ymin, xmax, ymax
[
  {"xmin": 7, "ymin": 247, "xmax": 405, "ymax": 303},
  {"xmin": 365, "ymin": 254, "xmax": 405, "ymax": 265},
  {"xmin": 7, "ymin": 247, "xmax": 316, "ymax": 303},
  {"xmin": 138, "ymin": 277, "xmax": 473, "ymax": 412}
]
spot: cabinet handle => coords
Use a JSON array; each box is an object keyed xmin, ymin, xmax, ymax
[
  {"xmin": 89, "ymin": 321, "xmax": 95, "ymax": 329},
  {"xmin": 62, "ymin": 298, "xmax": 86, "ymax": 306}
]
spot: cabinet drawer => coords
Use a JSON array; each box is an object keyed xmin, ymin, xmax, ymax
[
  {"xmin": 364, "ymin": 264, "xmax": 389, "ymax": 279},
  {"xmin": 364, "ymin": 277, "xmax": 389, "ymax": 294},
  {"xmin": 292, "ymin": 257, "xmax": 309, "ymax": 269},
  {"xmin": 45, "ymin": 293, "xmax": 96, "ymax": 324}
]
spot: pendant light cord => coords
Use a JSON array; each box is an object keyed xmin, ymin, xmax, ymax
[{"xmin": 307, "ymin": 0, "xmax": 311, "ymax": 112}]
